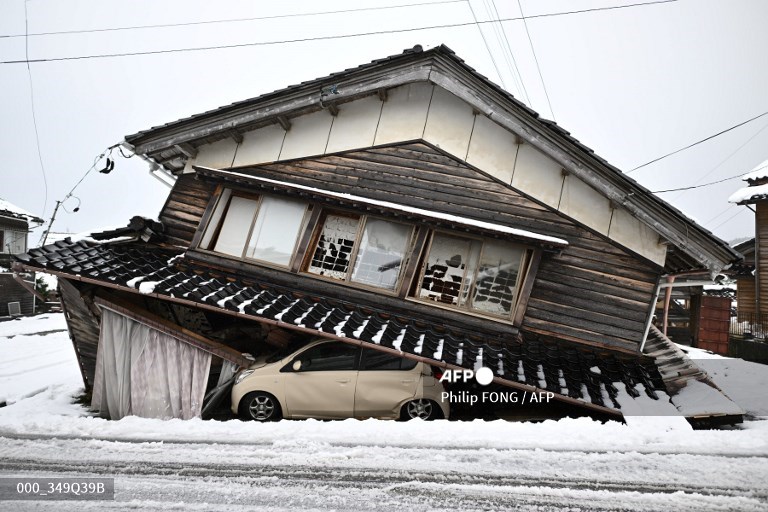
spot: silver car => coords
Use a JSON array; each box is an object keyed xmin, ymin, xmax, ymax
[{"xmin": 231, "ymin": 339, "xmax": 449, "ymax": 421}]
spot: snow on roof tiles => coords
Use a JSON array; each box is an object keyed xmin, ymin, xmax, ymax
[
  {"xmin": 742, "ymin": 159, "xmax": 768, "ymax": 182},
  {"xmin": 15, "ymin": 238, "xmax": 666, "ymax": 417},
  {"xmin": 0, "ymin": 198, "xmax": 43, "ymax": 224}
]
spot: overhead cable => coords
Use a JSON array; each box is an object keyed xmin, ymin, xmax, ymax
[
  {"xmin": 0, "ymin": 1, "xmax": 680, "ymax": 65},
  {"xmin": 627, "ymin": 110, "xmax": 768, "ymax": 173}
]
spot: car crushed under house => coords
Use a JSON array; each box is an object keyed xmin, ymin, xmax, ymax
[{"xmin": 14, "ymin": 45, "xmax": 745, "ymax": 425}]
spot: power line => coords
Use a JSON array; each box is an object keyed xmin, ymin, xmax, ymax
[
  {"xmin": 24, "ymin": 0, "xmax": 48, "ymax": 220},
  {"xmin": 0, "ymin": 0, "xmax": 466, "ymax": 38},
  {"xmin": 467, "ymin": 0, "xmax": 508, "ymax": 89},
  {"xmin": 489, "ymin": 0, "xmax": 531, "ymax": 105},
  {"xmin": 517, "ymin": 0, "xmax": 556, "ymax": 120},
  {"xmin": 709, "ymin": 206, "xmax": 747, "ymax": 231},
  {"xmin": 652, "ymin": 172, "xmax": 746, "ymax": 194},
  {"xmin": 0, "ymin": 1, "xmax": 680, "ymax": 65},
  {"xmin": 627, "ymin": 110, "xmax": 768, "ymax": 173},
  {"xmin": 670, "ymin": 119, "xmax": 768, "ymax": 201}
]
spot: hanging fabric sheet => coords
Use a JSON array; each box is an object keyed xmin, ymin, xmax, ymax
[{"xmin": 92, "ymin": 308, "xmax": 212, "ymax": 420}]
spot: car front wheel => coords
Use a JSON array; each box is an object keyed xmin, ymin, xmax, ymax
[
  {"xmin": 239, "ymin": 392, "xmax": 282, "ymax": 422},
  {"xmin": 401, "ymin": 399, "xmax": 441, "ymax": 421}
]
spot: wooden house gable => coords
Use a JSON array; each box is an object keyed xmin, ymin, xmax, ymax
[{"xmin": 180, "ymin": 83, "xmax": 667, "ymax": 268}]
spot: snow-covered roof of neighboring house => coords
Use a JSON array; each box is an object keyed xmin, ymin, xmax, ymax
[
  {"xmin": 195, "ymin": 166, "xmax": 569, "ymax": 247},
  {"xmin": 0, "ymin": 198, "xmax": 43, "ymax": 224},
  {"xmin": 742, "ymin": 159, "xmax": 768, "ymax": 182},
  {"xmin": 729, "ymin": 159, "xmax": 768, "ymax": 205},
  {"xmin": 729, "ymin": 182, "xmax": 768, "ymax": 204}
]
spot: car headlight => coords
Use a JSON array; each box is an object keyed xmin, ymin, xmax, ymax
[{"xmin": 235, "ymin": 369, "xmax": 255, "ymax": 385}]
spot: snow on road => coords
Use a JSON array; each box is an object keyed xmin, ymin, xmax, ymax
[{"xmin": 1, "ymin": 314, "xmax": 767, "ymax": 510}]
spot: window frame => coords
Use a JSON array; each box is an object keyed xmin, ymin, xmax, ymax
[
  {"xmin": 301, "ymin": 209, "xmax": 417, "ymax": 295},
  {"xmin": 411, "ymin": 230, "xmax": 535, "ymax": 324},
  {"xmin": 197, "ymin": 187, "xmax": 312, "ymax": 270}
]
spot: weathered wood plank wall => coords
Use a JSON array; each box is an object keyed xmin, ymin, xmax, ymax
[
  {"xmin": 159, "ymin": 175, "xmax": 213, "ymax": 247},
  {"xmin": 757, "ymin": 202, "xmax": 768, "ymax": 315},
  {"xmin": 58, "ymin": 279, "xmax": 101, "ymax": 389}
]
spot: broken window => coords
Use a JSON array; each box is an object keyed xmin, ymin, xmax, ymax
[
  {"xmin": 201, "ymin": 190, "xmax": 309, "ymax": 267},
  {"xmin": 307, "ymin": 213, "xmax": 412, "ymax": 291},
  {"xmin": 416, "ymin": 233, "xmax": 530, "ymax": 320}
]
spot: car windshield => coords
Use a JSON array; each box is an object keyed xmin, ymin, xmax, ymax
[{"xmin": 265, "ymin": 339, "xmax": 311, "ymax": 363}]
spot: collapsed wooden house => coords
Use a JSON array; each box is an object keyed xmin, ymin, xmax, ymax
[{"xmin": 15, "ymin": 45, "xmax": 744, "ymax": 424}]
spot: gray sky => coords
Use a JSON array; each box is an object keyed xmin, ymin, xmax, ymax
[{"xmin": 1, "ymin": 0, "xmax": 766, "ymax": 245}]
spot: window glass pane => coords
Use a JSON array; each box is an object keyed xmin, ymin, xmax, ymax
[
  {"xmin": 470, "ymin": 241, "xmax": 523, "ymax": 316},
  {"xmin": 361, "ymin": 348, "xmax": 403, "ymax": 370},
  {"xmin": 351, "ymin": 219, "xmax": 411, "ymax": 290},
  {"xmin": 246, "ymin": 196, "xmax": 307, "ymax": 266},
  {"xmin": 308, "ymin": 214, "xmax": 360, "ymax": 280},
  {"xmin": 418, "ymin": 234, "xmax": 472, "ymax": 306},
  {"xmin": 297, "ymin": 343, "xmax": 359, "ymax": 372},
  {"xmin": 212, "ymin": 196, "xmax": 259, "ymax": 257},
  {"xmin": 200, "ymin": 189, "xmax": 232, "ymax": 249}
]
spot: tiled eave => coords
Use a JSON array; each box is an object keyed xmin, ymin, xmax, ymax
[{"xmin": 14, "ymin": 238, "xmax": 668, "ymax": 418}]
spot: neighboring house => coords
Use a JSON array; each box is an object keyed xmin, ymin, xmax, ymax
[
  {"xmin": 726, "ymin": 160, "xmax": 768, "ymax": 362},
  {"xmin": 730, "ymin": 160, "xmax": 768, "ymax": 318},
  {"xmin": 0, "ymin": 198, "xmax": 43, "ymax": 317},
  {"xmin": 15, "ymin": 45, "xmax": 744, "ymax": 424}
]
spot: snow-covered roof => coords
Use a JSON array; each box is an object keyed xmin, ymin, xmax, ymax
[
  {"xmin": 195, "ymin": 166, "xmax": 569, "ymax": 247},
  {"xmin": 729, "ymin": 159, "xmax": 768, "ymax": 204},
  {"xmin": 729, "ymin": 182, "xmax": 768, "ymax": 204},
  {"xmin": 0, "ymin": 198, "xmax": 43, "ymax": 224},
  {"xmin": 742, "ymin": 159, "xmax": 768, "ymax": 182}
]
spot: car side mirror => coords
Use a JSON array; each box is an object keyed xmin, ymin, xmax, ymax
[{"xmin": 292, "ymin": 360, "xmax": 302, "ymax": 371}]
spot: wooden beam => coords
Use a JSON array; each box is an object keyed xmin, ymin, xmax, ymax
[
  {"xmin": 228, "ymin": 130, "xmax": 244, "ymax": 144},
  {"xmin": 174, "ymin": 142, "xmax": 198, "ymax": 159},
  {"xmin": 277, "ymin": 115, "xmax": 291, "ymax": 132},
  {"xmin": 93, "ymin": 293, "xmax": 253, "ymax": 369},
  {"xmin": 513, "ymin": 249, "xmax": 542, "ymax": 326}
]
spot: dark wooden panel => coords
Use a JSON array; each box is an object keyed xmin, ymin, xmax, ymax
[
  {"xmin": 158, "ymin": 174, "xmax": 217, "ymax": 247},
  {"xmin": 737, "ymin": 276, "xmax": 755, "ymax": 320},
  {"xmin": 757, "ymin": 202, "xmax": 768, "ymax": 315},
  {"xmin": 0, "ymin": 274, "xmax": 35, "ymax": 315},
  {"xmin": 58, "ymin": 279, "xmax": 101, "ymax": 390}
]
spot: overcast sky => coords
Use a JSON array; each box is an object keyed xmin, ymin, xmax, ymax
[{"xmin": 1, "ymin": 0, "xmax": 766, "ymax": 246}]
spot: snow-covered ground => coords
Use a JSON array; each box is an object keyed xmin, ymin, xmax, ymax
[{"xmin": 1, "ymin": 314, "xmax": 768, "ymax": 510}]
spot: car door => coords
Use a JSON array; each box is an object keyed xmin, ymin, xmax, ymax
[
  {"xmin": 282, "ymin": 342, "xmax": 360, "ymax": 419},
  {"xmin": 354, "ymin": 348, "xmax": 421, "ymax": 418}
]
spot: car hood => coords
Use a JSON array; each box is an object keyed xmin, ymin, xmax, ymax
[{"xmin": 247, "ymin": 354, "xmax": 276, "ymax": 370}]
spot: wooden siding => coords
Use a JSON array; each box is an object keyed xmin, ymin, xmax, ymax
[
  {"xmin": 737, "ymin": 276, "xmax": 756, "ymax": 320},
  {"xmin": 757, "ymin": 202, "xmax": 768, "ymax": 315},
  {"xmin": 58, "ymin": 279, "xmax": 101, "ymax": 389},
  {"xmin": 159, "ymin": 174, "xmax": 216, "ymax": 247},
  {"xmin": 196, "ymin": 142, "xmax": 658, "ymax": 352},
  {"xmin": 0, "ymin": 274, "xmax": 35, "ymax": 316}
]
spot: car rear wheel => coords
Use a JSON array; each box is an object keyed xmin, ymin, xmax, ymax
[
  {"xmin": 401, "ymin": 399, "xmax": 441, "ymax": 421},
  {"xmin": 239, "ymin": 392, "xmax": 282, "ymax": 422}
]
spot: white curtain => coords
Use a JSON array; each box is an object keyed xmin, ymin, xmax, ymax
[{"xmin": 92, "ymin": 308, "xmax": 212, "ymax": 420}]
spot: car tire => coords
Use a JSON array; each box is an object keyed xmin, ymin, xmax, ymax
[
  {"xmin": 239, "ymin": 392, "xmax": 282, "ymax": 422},
  {"xmin": 400, "ymin": 399, "xmax": 442, "ymax": 421}
]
